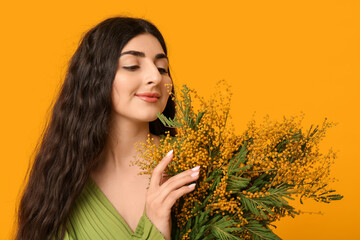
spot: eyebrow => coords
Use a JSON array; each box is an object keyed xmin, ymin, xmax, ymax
[{"xmin": 120, "ymin": 50, "xmax": 168, "ymax": 61}]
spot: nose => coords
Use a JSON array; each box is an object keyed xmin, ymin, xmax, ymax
[{"xmin": 144, "ymin": 61, "xmax": 162, "ymax": 85}]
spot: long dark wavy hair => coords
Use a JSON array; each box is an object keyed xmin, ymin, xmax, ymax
[{"xmin": 15, "ymin": 16, "xmax": 176, "ymax": 240}]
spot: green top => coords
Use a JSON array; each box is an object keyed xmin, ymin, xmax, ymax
[{"xmin": 62, "ymin": 178, "xmax": 165, "ymax": 239}]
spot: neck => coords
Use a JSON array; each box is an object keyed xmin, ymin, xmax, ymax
[{"xmin": 93, "ymin": 113, "xmax": 159, "ymax": 179}]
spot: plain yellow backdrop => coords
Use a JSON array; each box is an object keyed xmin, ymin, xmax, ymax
[{"xmin": 1, "ymin": 0, "xmax": 359, "ymax": 239}]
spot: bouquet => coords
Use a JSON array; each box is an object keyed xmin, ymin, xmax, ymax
[{"xmin": 133, "ymin": 80, "xmax": 343, "ymax": 240}]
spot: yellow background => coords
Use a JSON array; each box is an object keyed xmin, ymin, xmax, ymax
[{"xmin": 1, "ymin": 0, "xmax": 359, "ymax": 239}]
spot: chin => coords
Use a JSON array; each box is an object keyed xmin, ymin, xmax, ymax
[{"xmin": 138, "ymin": 114, "xmax": 160, "ymax": 123}]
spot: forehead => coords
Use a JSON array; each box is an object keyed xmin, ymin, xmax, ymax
[{"xmin": 121, "ymin": 33, "xmax": 165, "ymax": 55}]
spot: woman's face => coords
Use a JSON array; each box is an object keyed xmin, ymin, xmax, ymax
[{"xmin": 111, "ymin": 33, "xmax": 172, "ymax": 123}]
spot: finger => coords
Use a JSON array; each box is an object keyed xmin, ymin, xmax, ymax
[
  {"xmin": 150, "ymin": 150, "xmax": 174, "ymax": 189},
  {"xmin": 164, "ymin": 183, "xmax": 197, "ymax": 207},
  {"xmin": 160, "ymin": 166, "xmax": 200, "ymax": 190},
  {"xmin": 158, "ymin": 167, "xmax": 200, "ymax": 201},
  {"xmin": 159, "ymin": 172, "xmax": 170, "ymax": 185}
]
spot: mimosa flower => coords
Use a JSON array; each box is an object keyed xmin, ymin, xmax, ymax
[{"xmin": 132, "ymin": 80, "xmax": 343, "ymax": 240}]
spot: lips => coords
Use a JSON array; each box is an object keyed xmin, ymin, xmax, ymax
[{"xmin": 135, "ymin": 92, "xmax": 160, "ymax": 103}]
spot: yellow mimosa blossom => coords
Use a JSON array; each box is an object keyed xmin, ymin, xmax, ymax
[{"xmin": 132, "ymin": 80, "xmax": 342, "ymax": 240}]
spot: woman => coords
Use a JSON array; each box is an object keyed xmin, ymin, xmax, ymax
[{"xmin": 16, "ymin": 17, "xmax": 200, "ymax": 240}]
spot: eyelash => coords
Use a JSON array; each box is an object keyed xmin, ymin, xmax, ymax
[
  {"xmin": 123, "ymin": 66, "xmax": 168, "ymax": 74},
  {"xmin": 158, "ymin": 68, "xmax": 169, "ymax": 74},
  {"xmin": 123, "ymin": 66, "xmax": 139, "ymax": 71}
]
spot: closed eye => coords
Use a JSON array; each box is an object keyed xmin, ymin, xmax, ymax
[
  {"xmin": 123, "ymin": 66, "xmax": 139, "ymax": 71},
  {"xmin": 123, "ymin": 66, "xmax": 168, "ymax": 74},
  {"xmin": 158, "ymin": 67, "xmax": 168, "ymax": 74}
]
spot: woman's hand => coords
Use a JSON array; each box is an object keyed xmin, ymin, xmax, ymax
[{"xmin": 145, "ymin": 150, "xmax": 200, "ymax": 240}]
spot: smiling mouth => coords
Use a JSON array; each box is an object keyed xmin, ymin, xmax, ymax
[
  {"xmin": 136, "ymin": 95, "xmax": 159, "ymax": 103},
  {"xmin": 135, "ymin": 92, "xmax": 161, "ymax": 103}
]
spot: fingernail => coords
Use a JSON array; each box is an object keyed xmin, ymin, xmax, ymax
[
  {"xmin": 191, "ymin": 166, "xmax": 200, "ymax": 171},
  {"xmin": 191, "ymin": 171, "xmax": 199, "ymax": 177},
  {"xmin": 188, "ymin": 183, "xmax": 196, "ymax": 188},
  {"xmin": 166, "ymin": 150, "xmax": 173, "ymax": 157}
]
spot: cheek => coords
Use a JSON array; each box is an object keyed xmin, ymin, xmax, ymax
[
  {"xmin": 111, "ymin": 79, "xmax": 132, "ymax": 108},
  {"xmin": 111, "ymin": 82, "xmax": 122, "ymax": 107}
]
